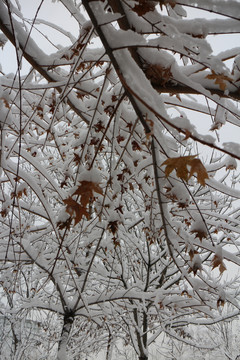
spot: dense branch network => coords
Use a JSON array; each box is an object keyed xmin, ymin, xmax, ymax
[{"xmin": 0, "ymin": 0, "xmax": 240, "ymax": 359}]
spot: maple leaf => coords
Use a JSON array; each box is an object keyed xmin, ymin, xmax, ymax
[
  {"xmin": 0, "ymin": 208, "xmax": 8, "ymax": 218},
  {"xmin": 57, "ymin": 217, "xmax": 72, "ymax": 230},
  {"xmin": 181, "ymin": 290, "xmax": 192, "ymax": 298},
  {"xmin": 178, "ymin": 201, "xmax": 188, "ymax": 209},
  {"xmin": 113, "ymin": 237, "xmax": 120, "ymax": 248},
  {"xmin": 63, "ymin": 197, "xmax": 90, "ymax": 225},
  {"xmin": 188, "ymin": 261, "xmax": 202, "ymax": 276},
  {"xmin": 206, "ymin": 70, "xmax": 233, "ymax": 91},
  {"xmin": 225, "ymin": 156, "xmax": 237, "ymax": 170},
  {"xmin": 217, "ymin": 298, "xmax": 225, "ymax": 307},
  {"xmin": 18, "ymin": 188, "xmax": 27, "ymax": 198},
  {"xmin": 11, "ymin": 187, "xmax": 27, "ymax": 199},
  {"xmin": 115, "ymin": 205, "xmax": 124, "ymax": 214},
  {"xmin": 184, "ymin": 129, "xmax": 191, "ymax": 140},
  {"xmin": 107, "ymin": 221, "xmax": 119, "ymax": 235},
  {"xmin": 162, "ymin": 155, "xmax": 209, "ymax": 186},
  {"xmin": 104, "ymin": 105, "xmax": 114, "ymax": 115},
  {"xmin": 162, "ymin": 155, "xmax": 196, "ymax": 181},
  {"xmin": 36, "ymin": 105, "xmax": 43, "ymax": 119},
  {"xmin": 145, "ymin": 64, "xmax": 172, "ymax": 86},
  {"xmin": 94, "ymin": 121, "xmax": 105, "ymax": 132},
  {"xmin": 112, "ymin": 95, "xmax": 118, "ymax": 102},
  {"xmin": 129, "ymin": 182, "xmax": 134, "ymax": 191},
  {"xmin": 73, "ymin": 180, "xmax": 103, "ymax": 208},
  {"xmin": 73, "ymin": 153, "xmax": 81, "ymax": 164},
  {"xmin": 211, "ymin": 254, "xmax": 226, "ymax": 274},
  {"xmin": 1, "ymin": 97, "xmax": 10, "ymax": 109},
  {"xmin": 132, "ymin": 140, "xmax": 141, "ymax": 151},
  {"xmin": 132, "ymin": 0, "xmax": 156, "ymax": 15},
  {"xmin": 76, "ymin": 91, "xmax": 86, "ymax": 100},
  {"xmin": 188, "ymin": 248, "xmax": 198, "ymax": 261},
  {"xmin": 90, "ymin": 137, "xmax": 100, "ymax": 145},
  {"xmin": 159, "ymin": 0, "xmax": 176, "ymax": 11},
  {"xmin": 190, "ymin": 229, "xmax": 207, "ymax": 241},
  {"xmin": 189, "ymin": 158, "xmax": 209, "ymax": 186},
  {"xmin": 116, "ymin": 134, "xmax": 125, "ymax": 143}
]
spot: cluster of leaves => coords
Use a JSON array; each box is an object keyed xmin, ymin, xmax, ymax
[
  {"xmin": 59, "ymin": 180, "xmax": 103, "ymax": 228},
  {"xmin": 162, "ymin": 155, "xmax": 209, "ymax": 186}
]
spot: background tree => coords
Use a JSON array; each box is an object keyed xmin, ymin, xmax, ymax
[{"xmin": 0, "ymin": 0, "xmax": 240, "ymax": 359}]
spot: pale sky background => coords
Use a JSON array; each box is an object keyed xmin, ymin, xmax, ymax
[{"xmin": 0, "ymin": 0, "xmax": 79, "ymax": 73}]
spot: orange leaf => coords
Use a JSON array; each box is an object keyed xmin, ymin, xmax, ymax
[
  {"xmin": 188, "ymin": 158, "xmax": 209, "ymax": 186},
  {"xmin": 162, "ymin": 155, "xmax": 209, "ymax": 186},
  {"xmin": 206, "ymin": 70, "xmax": 232, "ymax": 91},
  {"xmin": 162, "ymin": 155, "xmax": 195, "ymax": 181}
]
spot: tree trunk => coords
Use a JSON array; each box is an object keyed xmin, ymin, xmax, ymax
[
  {"xmin": 57, "ymin": 310, "xmax": 74, "ymax": 360},
  {"xmin": 133, "ymin": 308, "xmax": 148, "ymax": 360},
  {"xmin": 106, "ymin": 328, "xmax": 113, "ymax": 360}
]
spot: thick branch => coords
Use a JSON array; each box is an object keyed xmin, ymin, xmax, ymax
[
  {"xmin": 107, "ymin": 0, "xmax": 240, "ymax": 101},
  {"xmin": 153, "ymin": 82, "xmax": 240, "ymax": 100},
  {"xmin": 81, "ymin": 0, "xmax": 150, "ymax": 134}
]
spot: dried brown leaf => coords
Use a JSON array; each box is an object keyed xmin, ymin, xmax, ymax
[
  {"xmin": 190, "ymin": 229, "xmax": 207, "ymax": 241},
  {"xmin": 63, "ymin": 197, "xmax": 90, "ymax": 226},
  {"xmin": 132, "ymin": 0, "xmax": 156, "ymax": 15},
  {"xmin": 162, "ymin": 155, "xmax": 209, "ymax": 186},
  {"xmin": 217, "ymin": 298, "xmax": 225, "ymax": 307},
  {"xmin": 206, "ymin": 70, "xmax": 233, "ymax": 91},
  {"xmin": 211, "ymin": 254, "xmax": 226, "ymax": 274},
  {"xmin": 73, "ymin": 180, "xmax": 103, "ymax": 208},
  {"xmin": 145, "ymin": 64, "xmax": 172, "ymax": 86},
  {"xmin": 107, "ymin": 221, "xmax": 118, "ymax": 235},
  {"xmin": 159, "ymin": 0, "xmax": 176, "ymax": 10}
]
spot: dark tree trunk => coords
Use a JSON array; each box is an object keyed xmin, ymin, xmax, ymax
[
  {"xmin": 133, "ymin": 308, "xmax": 148, "ymax": 360},
  {"xmin": 57, "ymin": 310, "xmax": 75, "ymax": 360},
  {"xmin": 106, "ymin": 328, "xmax": 113, "ymax": 360}
]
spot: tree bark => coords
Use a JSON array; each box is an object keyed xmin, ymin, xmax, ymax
[
  {"xmin": 106, "ymin": 328, "xmax": 113, "ymax": 360},
  {"xmin": 57, "ymin": 310, "xmax": 75, "ymax": 360}
]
